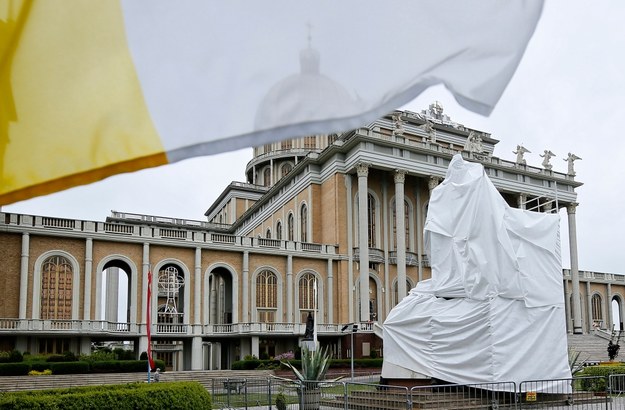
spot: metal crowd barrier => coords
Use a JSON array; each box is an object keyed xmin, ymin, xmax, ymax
[{"xmin": 208, "ymin": 374, "xmax": 625, "ymax": 410}]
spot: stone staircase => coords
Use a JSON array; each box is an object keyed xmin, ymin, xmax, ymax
[
  {"xmin": 0, "ymin": 369, "xmax": 275, "ymax": 393},
  {"xmin": 568, "ymin": 332, "xmax": 612, "ymax": 363}
]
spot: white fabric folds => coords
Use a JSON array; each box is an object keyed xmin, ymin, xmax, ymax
[{"xmin": 383, "ymin": 154, "xmax": 571, "ymax": 392}]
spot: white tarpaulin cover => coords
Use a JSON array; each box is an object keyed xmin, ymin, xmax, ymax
[{"xmin": 383, "ymin": 154, "xmax": 571, "ymax": 392}]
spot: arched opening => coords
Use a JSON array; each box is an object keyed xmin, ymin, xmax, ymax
[
  {"xmin": 208, "ymin": 267, "xmax": 234, "ymax": 324},
  {"xmin": 101, "ymin": 260, "xmax": 131, "ymax": 324},
  {"xmin": 613, "ymin": 296, "xmax": 623, "ymax": 331}
]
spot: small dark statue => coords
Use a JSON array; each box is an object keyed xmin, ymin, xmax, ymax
[
  {"xmin": 304, "ymin": 311, "xmax": 314, "ymax": 339},
  {"xmin": 608, "ymin": 340, "xmax": 620, "ymax": 361}
]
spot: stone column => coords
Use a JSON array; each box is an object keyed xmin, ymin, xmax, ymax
[
  {"xmin": 194, "ymin": 247, "xmax": 201, "ymax": 326},
  {"xmin": 105, "ymin": 268, "xmax": 119, "ymax": 322},
  {"xmin": 357, "ymin": 162, "xmax": 370, "ymax": 322},
  {"xmin": 191, "ymin": 336, "xmax": 203, "ymax": 370},
  {"xmin": 416, "ymin": 187, "xmax": 423, "ymax": 283},
  {"xmin": 142, "ymin": 243, "xmax": 150, "ymax": 326},
  {"xmin": 327, "ymin": 259, "xmax": 333, "ymax": 323},
  {"xmin": 19, "ymin": 233, "xmax": 29, "ymax": 319},
  {"xmin": 394, "ymin": 169, "xmax": 407, "ymax": 300},
  {"xmin": 287, "ymin": 254, "xmax": 293, "ymax": 323},
  {"xmin": 567, "ymin": 203, "xmax": 583, "ymax": 334},
  {"xmin": 607, "ymin": 283, "xmax": 613, "ymax": 331},
  {"xmin": 518, "ymin": 194, "xmax": 527, "ymax": 210},
  {"xmin": 242, "ymin": 251, "xmax": 249, "ymax": 322},
  {"xmin": 586, "ymin": 281, "xmax": 592, "ymax": 333},
  {"xmin": 84, "ymin": 238, "xmax": 93, "ymax": 320}
]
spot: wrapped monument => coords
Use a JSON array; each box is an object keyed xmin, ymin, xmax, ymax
[{"xmin": 383, "ymin": 154, "xmax": 571, "ymax": 392}]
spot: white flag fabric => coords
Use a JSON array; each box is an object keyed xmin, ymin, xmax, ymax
[{"xmin": 0, "ymin": 0, "xmax": 543, "ymax": 205}]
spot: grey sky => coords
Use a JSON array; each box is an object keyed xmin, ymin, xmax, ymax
[{"xmin": 5, "ymin": 1, "xmax": 625, "ymax": 275}]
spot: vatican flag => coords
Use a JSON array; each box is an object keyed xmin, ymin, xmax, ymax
[{"xmin": 0, "ymin": 0, "xmax": 543, "ymax": 205}]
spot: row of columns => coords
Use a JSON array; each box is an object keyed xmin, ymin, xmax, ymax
[{"xmin": 353, "ymin": 162, "xmax": 583, "ymax": 333}]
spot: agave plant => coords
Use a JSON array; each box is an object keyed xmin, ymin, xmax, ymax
[{"xmin": 282, "ymin": 345, "xmax": 332, "ymax": 384}]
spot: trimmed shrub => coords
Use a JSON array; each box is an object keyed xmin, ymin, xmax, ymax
[
  {"xmin": 45, "ymin": 354, "xmax": 66, "ymax": 362},
  {"xmin": 0, "ymin": 363, "xmax": 30, "ymax": 376},
  {"xmin": 0, "ymin": 350, "xmax": 23, "ymax": 363},
  {"xmin": 50, "ymin": 361, "xmax": 90, "ymax": 374},
  {"xmin": 577, "ymin": 364, "xmax": 625, "ymax": 392},
  {"xmin": 89, "ymin": 359, "xmax": 166, "ymax": 373},
  {"xmin": 0, "ymin": 381, "xmax": 211, "ymax": 409}
]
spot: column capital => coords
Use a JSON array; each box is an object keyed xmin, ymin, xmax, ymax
[
  {"xmin": 356, "ymin": 162, "xmax": 370, "ymax": 177},
  {"xmin": 567, "ymin": 202, "xmax": 579, "ymax": 214},
  {"xmin": 543, "ymin": 200, "xmax": 553, "ymax": 212},
  {"xmin": 428, "ymin": 176, "xmax": 441, "ymax": 191},
  {"xmin": 394, "ymin": 169, "xmax": 407, "ymax": 184}
]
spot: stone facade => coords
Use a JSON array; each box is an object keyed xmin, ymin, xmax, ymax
[{"xmin": 0, "ymin": 104, "xmax": 621, "ymax": 370}]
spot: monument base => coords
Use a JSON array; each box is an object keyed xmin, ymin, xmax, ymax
[
  {"xmin": 300, "ymin": 339, "xmax": 318, "ymax": 351},
  {"xmin": 381, "ymin": 361, "xmax": 432, "ymax": 387}
]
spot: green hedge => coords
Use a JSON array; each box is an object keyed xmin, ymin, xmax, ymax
[
  {"xmin": 89, "ymin": 359, "xmax": 165, "ymax": 373},
  {"xmin": 50, "ymin": 361, "xmax": 90, "ymax": 374},
  {"xmin": 0, "ymin": 363, "xmax": 30, "ymax": 376},
  {"xmin": 0, "ymin": 359, "xmax": 166, "ymax": 376},
  {"xmin": 0, "ymin": 381, "xmax": 211, "ymax": 409}
]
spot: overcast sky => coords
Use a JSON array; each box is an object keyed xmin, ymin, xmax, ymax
[{"xmin": 4, "ymin": 1, "xmax": 625, "ymax": 275}]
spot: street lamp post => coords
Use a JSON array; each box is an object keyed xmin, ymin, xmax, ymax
[{"xmin": 341, "ymin": 323, "xmax": 358, "ymax": 382}]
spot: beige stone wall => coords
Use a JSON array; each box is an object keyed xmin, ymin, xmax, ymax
[{"xmin": 0, "ymin": 232, "xmax": 22, "ymax": 317}]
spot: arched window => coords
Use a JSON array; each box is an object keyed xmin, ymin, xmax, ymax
[
  {"xmin": 392, "ymin": 279, "xmax": 412, "ymax": 306},
  {"xmin": 300, "ymin": 204, "xmax": 308, "ymax": 242},
  {"xmin": 392, "ymin": 199, "xmax": 410, "ymax": 250},
  {"xmin": 263, "ymin": 167, "xmax": 271, "ymax": 187},
  {"xmin": 41, "ymin": 255, "xmax": 73, "ymax": 320},
  {"xmin": 298, "ymin": 272, "xmax": 317, "ymax": 322},
  {"xmin": 281, "ymin": 163, "xmax": 293, "ymax": 178},
  {"xmin": 368, "ymin": 193, "xmax": 376, "ymax": 248},
  {"xmin": 592, "ymin": 294, "xmax": 603, "ymax": 328},
  {"xmin": 266, "ymin": 228, "xmax": 271, "ymax": 239},
  {"xmin": 287, "ymin": 213, "xmax": 294, "ymax": 241},
  {"xmin": 256, "ymin": 270, "xmax": 277, "ymax": 323},
  {"xmin": 276, "ymin": 221, "xmax": 282, "ymax": 240}
]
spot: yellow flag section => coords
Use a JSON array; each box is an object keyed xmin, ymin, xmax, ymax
[{"xmin": 0, "ymin": 0, "xmax": 165, "ymax": 205}]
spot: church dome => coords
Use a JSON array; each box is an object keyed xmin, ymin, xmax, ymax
[{"xmin": 254, "ymin": 45, "xmax": 361, "ymax": 131}]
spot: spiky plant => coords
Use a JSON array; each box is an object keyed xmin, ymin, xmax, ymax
[{"xmin": 282, "ymin": 345, "xmax": 332, "ymax": 384}]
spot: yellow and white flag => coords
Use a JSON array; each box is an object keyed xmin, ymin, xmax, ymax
[{"xmin": 0, "ymin": 0, "xmax": 543, "ymax": 205}]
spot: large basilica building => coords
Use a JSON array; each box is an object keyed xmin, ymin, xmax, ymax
[{"xmin": 0, "ymin": 103, "xmax": 621, "ymax": 370}]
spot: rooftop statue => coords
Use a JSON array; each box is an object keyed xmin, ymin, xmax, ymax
[
  {"xmin": 540, "ymin": 150, "xmax": 556, "ymax": 170},
  {"xmin": 564, "ymin": 152, "xmax": 581, "ymax": 176},
  {"xmin": 513, "ymin": 144, "xmax": 530, "ymax": 165}
]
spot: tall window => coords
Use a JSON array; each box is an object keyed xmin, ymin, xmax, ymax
[
  {"xmin": 592, "ymin": 294, "xmax": 603, "ymax": 327},
  {"xmin": 266, "ymin": 228, "xmax": 271, "ymax": 239},
  {"xmin": 263, "ymin": 167, "xmax": 271, "ymax": 187},
  {"xmin": 280, "ymin": 139, "xmax": 292, "ymax": 150},
  {"xmin": 41, "ymin": 255, "xmax": 73, "ymax": 320},
  {"xmin": 256, "ymin": 270, "xmax": 277, "ymax": 322},
  {"xmin": 367, "ymin": 193, "xmax": 377, "ymax": 248},
  {"xmin": 298, "ymin": 272, "xmax": 317, "ymax": 322},
  {"xmin": 300, "ymin": 204, "xmax": 308, "ymax": 242},
  {"xmin": 392, "ymin": 200, "xmax": 410, "ymax": 250},
  {"xmin": 276, "ymin": 221, "xmax": 282, "ymax": 240},
  {"xmin": 304, "ymin": 136, "xmax": 316, "ymax": 149},
  {"xmin": 287, "ymin": 213, "xmax": 294, "ymax": 241}
]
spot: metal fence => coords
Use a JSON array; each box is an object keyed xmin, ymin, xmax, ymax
[{"xmin": 209, "ymin": 374, "xmax": 625, "ymax": 410}]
